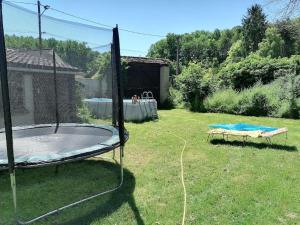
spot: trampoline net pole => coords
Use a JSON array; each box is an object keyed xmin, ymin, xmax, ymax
[
  {"xmin": 113, "ymin": 26, "xmax": 125, "ymax": 147},
  {"xmin": 120, "ymin": 146, "xmax": 124, "ymax": 185},
  {"xmin": 0, "ymin": 0, "xmax": 18, "ymax": 221},
  {"xmin": 111, "ymin": 43, "xmax": 117, "ymax": 127},
  {"xmin": 53, "ymin": 50, "xmax": 60, "ymax": 133}
]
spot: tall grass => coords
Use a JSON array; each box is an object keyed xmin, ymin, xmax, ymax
[
  {"xmin": 204, "ymin": 81, "xmax": 300, "ymax": 119},
  {"xmin": 203, "ymin": 89, "xmax": 238, "ymax": 114}
]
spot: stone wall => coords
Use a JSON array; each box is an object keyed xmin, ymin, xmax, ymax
[
  {"xmin": 0, "ymin": 69, "xmax": 76, "ymax": 128},
  {"xmin": 160, "ymin": 66, "xmax": 170, "ymax": 104}
]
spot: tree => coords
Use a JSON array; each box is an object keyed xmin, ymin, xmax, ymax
[
  {"xmin": 147, "ymin": 33, "xmax": 179, "ymax": 61},
  {"xmin": 147, "ymin": 39, "xmax": 168, "ymax": 58},
  {"xmin": 275, "ymin": 19, "xmax": 297, "ymax": 56},
  {"xmin": 89, "ymin": 52, "xmax": 111, "ymax": 79},
  {"xmin": 242, "ymin": 4, "xmax": 268, "ymax": 53},
  {"xmin": 217, "ymin": 29, "xmax": 234, "ymax": 62},
  {"xmin": 5, "ymin": 35, "xmax": 99, "ymax": 76},
  {"xmin": 226, "ymin": 40, "xmax": 246, "ymax": 62},
  {"xmin": 268, "ymin": 0, "xmax": 300, "ymax": 18},
  {"xmin": 257, "ymin": 27, "xmax": 285, "ymax": 58},
  {"xmin": 212, "ymin": 29, "xmax": 221, "ymax": 40}
]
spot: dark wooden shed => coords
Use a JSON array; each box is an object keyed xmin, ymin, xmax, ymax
[{"xmin": 122, "ymin": 56, "xmax": 170, "ymax": 105}]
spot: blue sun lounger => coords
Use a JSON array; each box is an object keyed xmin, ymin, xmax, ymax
[{"xmin": 208, "ymin": 123, "xmax": 288, "ymax": 143}]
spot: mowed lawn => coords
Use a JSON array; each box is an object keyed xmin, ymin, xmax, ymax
[{"xmin": 0, "ymin": 109, "xmax": 300, "ymax": 225}]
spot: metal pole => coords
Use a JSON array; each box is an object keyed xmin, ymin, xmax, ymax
[
  {"xmin": 37, "ymin": 0, "xmax": 42, "ymax": 50},
  {"xmin": 53, "ymin": 50, "xmax": 59, "ymax": 133},
  {"xmin": 0, "ymin": 0, "xmax": 18, "ymax": 221}
]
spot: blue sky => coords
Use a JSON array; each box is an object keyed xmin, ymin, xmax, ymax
[{"xmin": 4, "ymin": 0, "xmax": 283, "ymax": 56}]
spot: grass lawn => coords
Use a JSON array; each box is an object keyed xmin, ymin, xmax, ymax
[{"xmin": 1, "ymin": 109, "xmax": 300, "ymax": 225}]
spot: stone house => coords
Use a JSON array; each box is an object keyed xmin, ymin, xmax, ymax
[{"xmin": 1, "ymin": 48, "xmax": 79, "ymax": 126}]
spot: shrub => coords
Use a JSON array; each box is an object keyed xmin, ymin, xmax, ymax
[
  {"xmin": 176, "ymin": 62, "xmax": 211, "ymax": 111},
  {"xmin": 75, "ymin": 82, "xmax": 92, "ymax": 123},
  {"xmin": 238, "ymin": 92, "xmax": 272, "ymax": 116},
  {"xmin": 159, "ymin": 91, "xmax": 175, "ymax": 109},
  {"xmin": 274, "ymin": 74, "xmax": 300, "ymax": 118},
  {"xmin": 204, "ymin": 89, "xmax": 238, "ymax": 113},
  {"xmin": 204, "ymin": 81, "xmax": 300, "ymax": 119},
  {"xmin": 272, "ymin": 97, "xmax": 300, "ymax": 119},
  {"xmin": 169, "ymin": 87, "xmax": 184, "ymax": 108}
]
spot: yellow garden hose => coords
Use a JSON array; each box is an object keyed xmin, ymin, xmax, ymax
[{"xmin": 171, "ymin": 133, "xmax": 187, "ymax": 225}]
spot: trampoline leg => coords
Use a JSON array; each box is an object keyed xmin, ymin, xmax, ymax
[
  {"xmin": 10, "ymin": 171, "xmax": 18, "ymax": 223},
  {"xmin": 16, "ymin": 146, "xmax": 125, "ymax": 225},
  {"xmin": 112, "ymin": 149, "xmax": 116, "ymax": 160},
  {"xmin": 120, "ymin": 146, "xmax": 124, "ymax": 185},
  {"xmin": 55, "ymin": 165, "xmax": 59, "ymax": 175}
]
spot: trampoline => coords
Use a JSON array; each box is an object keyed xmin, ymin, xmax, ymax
[
  {"xmin": 0, "ymin": 2, "xmax": 127, "ymax": 224},
  {"xmin": 0, "ymin": 124, "xmax": 128, "ymax": 170}
]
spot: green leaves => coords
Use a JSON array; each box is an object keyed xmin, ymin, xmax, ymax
[
  {"xmin": 242, "ymin": 4, "xmax": 267, "ymax": 53},
  {"xmin": 5, "ymin": 35, "xmax": 99, "ymax": 77},
  {"xmin": 176, "ymin": 62, "xmax": 211, "ymax": 111},
  {"xmin": 257, "ymin": 27, "xmax": 285, "ymax": 58},
  {"xmin": 218, "ymin": 54, "xmax": 300, "ymax": 89}
]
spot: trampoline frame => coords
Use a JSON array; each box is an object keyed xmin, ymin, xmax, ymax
[
  {"xmin": 0, "ymin": 123, "xmax": 125, "ymax": 170},
  {"xmin": 0, "ymin": 2, "xmax": 126, "ymax": 224},
  {"xmin": 17, "ymin": 146, "xmax": 124, "ymax": 225}
]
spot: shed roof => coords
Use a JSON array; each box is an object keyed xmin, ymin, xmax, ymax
[
  {"xmin": 122, "ymin": 56, "xmax": 169, "ymax": 66},
  {"xmin": 6, "ymin": 48, "xmax": 78, "ymax": 72}
]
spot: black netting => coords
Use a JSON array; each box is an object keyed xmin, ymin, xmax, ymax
[
  {"xmin": 2, "ymin": 1, "xmax": 118, "ymax": 128},
  {"xmin": 0, "ymin": 2, "xmax": 124, "ymax": 223}
]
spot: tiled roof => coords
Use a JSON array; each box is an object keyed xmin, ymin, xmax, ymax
[
  {"xmin": 6, "ymin": 48, "xmax": 78, "ymax": 72},
  {"xmin": 122, "ymin": 56, "xmax": 170, "ymax": 66}
]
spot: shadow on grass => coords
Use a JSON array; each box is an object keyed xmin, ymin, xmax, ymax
[
  {"xmin": 210, "ymin": 139, "xmax": 298, "ymax": 152},
  {"xmin": 0, "ymin": 159, "xmax": 144, "ymax": 225},
  {"xmin": 126, "ymin": 117, "xmax": 159, "ymax": 124}
]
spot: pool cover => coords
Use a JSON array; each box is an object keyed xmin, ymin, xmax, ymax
[{"xmin": 209, "ymin": 123, "xmax": 278, "ymax": 132}]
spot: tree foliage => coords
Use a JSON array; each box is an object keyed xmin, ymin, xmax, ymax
[
  {"xmin": 148, "ymin": 27, "xmax": 243, "ymax": 70},
  {"xmin": 275, "ymin": 18, "xmax": 300, "ymax": 56},
  {"xmin": 175, "ymin": 62, "xmax": 211, "ymax": 111},
  {"xmin": 226, "ymin": 40, "xmax": 246, "ymax": 63},
  {"xmin": 257, "ymin": 27, "xmax": 285, "ymax": 58},
  {"xmin": 5, "ymin": 35, "xmax": 99, "ymax": 77},
  {"xmin": 242, "ymin": 4, "xmax": 267, "ymax": 53},
  {"xmin": 217, "ymin": 53, "xmax": 300, "ymax": 89}
]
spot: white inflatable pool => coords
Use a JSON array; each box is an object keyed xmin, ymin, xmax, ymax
[{"xmin": 84, "ymin": 98, "xmax": 158, "ymax": 122}]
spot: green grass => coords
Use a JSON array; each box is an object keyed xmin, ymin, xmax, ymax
[{"xmin": 1, "ymin": 109, "xmax": 300, "ymax": 225}]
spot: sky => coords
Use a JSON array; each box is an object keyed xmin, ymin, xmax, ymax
[{"xmin": 3, "ymin": 0, "xmax": 285, "ymax": 56}]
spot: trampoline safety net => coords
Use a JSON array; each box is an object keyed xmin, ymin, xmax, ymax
[
  {"xmin": 0, "ymin": 1, "xmax": 125, "ymax": 224},
  {"xmin": 1, "ymin": 1, "xmax": 122, "ymax": 127}
]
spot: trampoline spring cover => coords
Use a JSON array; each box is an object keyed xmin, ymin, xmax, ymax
[{"xmin": 0, "ymin": 123, "xmax": 123, "ymax": 168}]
